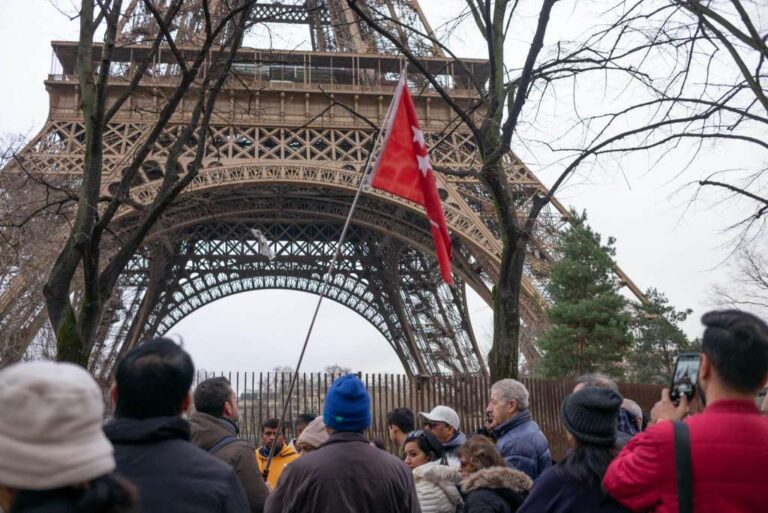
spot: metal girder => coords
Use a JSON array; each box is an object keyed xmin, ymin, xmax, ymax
[
  {"xmin": 116, "ymin": 0, "xmax": 438, "ymax": 56},
  {"xmin": 117, "ymin": 221, "xmax": 483, "ymax": 375},
  {"xmin": 250, "ymin": 3, "xmax": 332, "ymax": 25},
  {"xmin": 0, "ymin": 0, "xmax": 647, "ymax": 375}
]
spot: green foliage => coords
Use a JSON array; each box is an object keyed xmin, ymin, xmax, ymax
[
  {"xmin": 538, "ymin": 210, "xmax": 633, "ymax": 377},
  {"xmin": 627, "ymin": 288, "xmax": 699, "ymax": 385}
]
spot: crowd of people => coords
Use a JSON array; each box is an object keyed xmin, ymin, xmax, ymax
[{"xmin": 0, "ymin": 309, "xmax": 766, "ymax": 513}]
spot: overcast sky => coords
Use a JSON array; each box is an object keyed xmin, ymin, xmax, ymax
[{"xmin": 0, "ymin": 0, "xmax": 756, "ymax": 375}]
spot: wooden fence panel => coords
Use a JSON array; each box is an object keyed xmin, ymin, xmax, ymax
[{"xmin": 193, "ymin": 371, "xmax": 661, "ymax": 460}]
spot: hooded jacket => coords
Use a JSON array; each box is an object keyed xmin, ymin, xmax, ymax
[
  {"xmin": 255, "ymin": 442, "xmax": 299, "ymax": 489},
  {"xmin": 104, "ymin": 416, "xmax": 248, "ymax": 513},
  {"xmin": 441, "ymin": 432, "xmax": 467, "ymax": 468},
  {"xmin": 189, "ymin": 412, "xmax": 269, "ymax": 513},
  {"xmin": 492, "ymin": 411, "xmax": 551, "ymax": 480},
  {"xmin": 413, "ymin": 461, "xmax": 462, "ymax": 513},
  {"xmin": 264, "ymin": 431, "xmax": 421, "ymax": 513},
  {"xmin": 461, "ymin": 466, "xmax": 532, "ymax": 513}
]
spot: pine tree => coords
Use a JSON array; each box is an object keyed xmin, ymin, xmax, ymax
[
  {"xmin": 538, "ymin": 210, "xmax": 633, "ymax": 378},
  {"xmin": 627, "ymin": 289, "xmax": 699, "ymax": 385}
]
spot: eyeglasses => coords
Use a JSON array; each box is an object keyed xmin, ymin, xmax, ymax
[{"xmin": 424, "ymin": 421, "xmax": 448, "ymax": 429}]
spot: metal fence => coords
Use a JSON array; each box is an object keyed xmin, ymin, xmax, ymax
[{"xmin": 195, "ymin": 371, "xmax": 662, "ymax": 460}]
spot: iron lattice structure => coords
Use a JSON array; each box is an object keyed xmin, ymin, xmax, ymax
[{"xmin": 0, "ymin": 0, "xmax": 644, "ymax": 376}]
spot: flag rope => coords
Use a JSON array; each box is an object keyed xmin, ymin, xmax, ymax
[{"xmin": 262, "ymin": 71, "xmax": 406, "ymax": 479}]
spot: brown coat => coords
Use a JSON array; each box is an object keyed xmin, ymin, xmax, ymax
[
  {"xmin": 190, "ymin": 412, "xmax": 269, "ymax": 513},
  {"xmin": 264, "ymin": 431, "xmax": 421, "ymax": 513}
]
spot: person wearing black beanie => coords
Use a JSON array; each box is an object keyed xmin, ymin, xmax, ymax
[
  {"xmin": 561, "ymin": 386, "xmax": 623, "ymax": 446},
  {"xmin": 517, "ymin": 387, "xmax": 630, "ymax": 513}
]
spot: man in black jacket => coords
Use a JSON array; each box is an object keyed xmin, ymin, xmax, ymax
[
  {"xmin": 104, "ymin": 338, "xmax": 248, "ymax": 513},
  {"xmin": 190, "ymin": 377, "xmax": 269, "ymax": 513}
]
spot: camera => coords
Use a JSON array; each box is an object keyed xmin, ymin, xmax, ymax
[{"xmin": 670, "ymin": 353, "xmax": 700, "ymax": 403}]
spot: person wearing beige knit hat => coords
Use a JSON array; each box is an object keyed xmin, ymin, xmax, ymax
[
  {"xmin": 295, "ymin": 416, "xmax": 329, "ymax": 453},
  {"xmin": 0, "ymin": 360, "xmax": 136, "ymax": 513}
]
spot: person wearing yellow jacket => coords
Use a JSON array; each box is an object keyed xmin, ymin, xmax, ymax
[{"xmin": 255, "ymin": 418, "xmax": 300, "ymax": 489}]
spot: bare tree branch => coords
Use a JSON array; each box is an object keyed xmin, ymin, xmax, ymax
[{"xmin": 699, "ymin": 179, "xmax": 768, "ymax": 206}]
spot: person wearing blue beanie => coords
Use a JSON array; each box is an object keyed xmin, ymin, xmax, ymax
[
  {"xmin": 265, "ymin": 374, "xmax": 420, "ymax": 513},
  {"xmin": 323, "ymin": 374, "xmax": 372, "ymax": 432}
]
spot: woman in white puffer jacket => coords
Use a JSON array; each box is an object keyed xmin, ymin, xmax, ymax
[{"xmin": 404, "ymin": 430, "xmax": 462, "ymax": 513}]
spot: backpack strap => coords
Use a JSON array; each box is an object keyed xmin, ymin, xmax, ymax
[
  {"xmin": 673, "ymin": 420, "xmax": 693, "ymax": 513},
  {"xmin": 207, "ymin": 435, "xmax": 238, "ymax": 455}
]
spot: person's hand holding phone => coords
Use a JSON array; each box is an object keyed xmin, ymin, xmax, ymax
[
  {"xmin": 687, "ymin": 388, "xmax": 705, "ymax": 415},
  {"xmin": 651, "ymin": 388, "xmax": 689, "ymax": 424}
]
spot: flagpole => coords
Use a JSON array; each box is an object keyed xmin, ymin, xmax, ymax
[{"xmin": 262, "ymin": 73, "xmax": 405, "ymax": 480}]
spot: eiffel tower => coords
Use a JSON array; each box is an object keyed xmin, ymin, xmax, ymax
[{"xmin": 0, "ymin": 0, "xmax": 644, "ymax": 377}]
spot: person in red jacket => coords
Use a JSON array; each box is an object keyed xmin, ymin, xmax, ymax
[{"xmin": 603, "ymin": 310, "xmax": 768, "ymax": 513}]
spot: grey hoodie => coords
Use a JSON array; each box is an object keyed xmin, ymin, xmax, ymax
[{"xmin": 441, "ymin": 431, "xmax": 467, "ymax": 468}]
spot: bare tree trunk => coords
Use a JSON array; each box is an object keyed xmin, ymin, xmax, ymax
[
  {"xmin": 488, "ymin": 232, "xmax": 528, "ymax": 380},
  {"xmin": 347, "ymin": 0, "xmax": 559, "ymax": 381},
  {"xmin": 44, "ymin": 0, "xmax": 113, "ymax": 366},
  {"xmin": 38, "ymin": 0, "xmax": 253, "ymax": 365}
]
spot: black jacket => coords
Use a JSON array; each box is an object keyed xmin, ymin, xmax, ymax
[
  {"xmin": 461, "ymin": 466, "xmax": 532, "ymax": 513},
  {"xmin": 104, "ymin": 416, "xmax": 248, "ymax": 513},
  {"xmin": 9, "ymin": 490, "xmax": 86, "ymax": 513},
  {"xmin": 517, "ymin": 466, "xmax": 630, "ymax": 513},
  {"xmin": 9, "ymin": 478, "xmax": 135, "ymax": 513},
  {"xmin": 265, "ymin": 431, "xmax": 421, "ymax": 513}
]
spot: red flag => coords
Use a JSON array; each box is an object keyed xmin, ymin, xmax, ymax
[{"xmin": 369, "ymin": 76, "xmax": 454, "ymax": 285}]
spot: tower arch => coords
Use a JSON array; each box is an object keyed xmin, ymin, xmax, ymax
[{"xmin": 0, "ymin": 0, "xmax": 646, "ymax": 375}]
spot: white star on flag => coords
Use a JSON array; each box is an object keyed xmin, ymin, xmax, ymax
[
  {"xmin": 368, "ymin": 75, "xmax": 454, "ymax": 285},
  {"xmin": 416, "ymin": 154, "xmax": 431, "ymax": 177},
  {"xmin": 412, "ymin": 126, "xmax": 425, "ymax": 148}
]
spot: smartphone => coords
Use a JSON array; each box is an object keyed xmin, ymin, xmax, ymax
[{"xmin": 670, "ymin": 353, "xmax": 701, "ymax": 403}]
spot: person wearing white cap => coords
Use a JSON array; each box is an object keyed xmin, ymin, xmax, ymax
[
  {"xmin": 0, "ymin": 361, "xmax": 136, "ymax": 513},
  {"xmin": 418, "ymin": 405, "xmax": 466, "ymax": 467}
]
